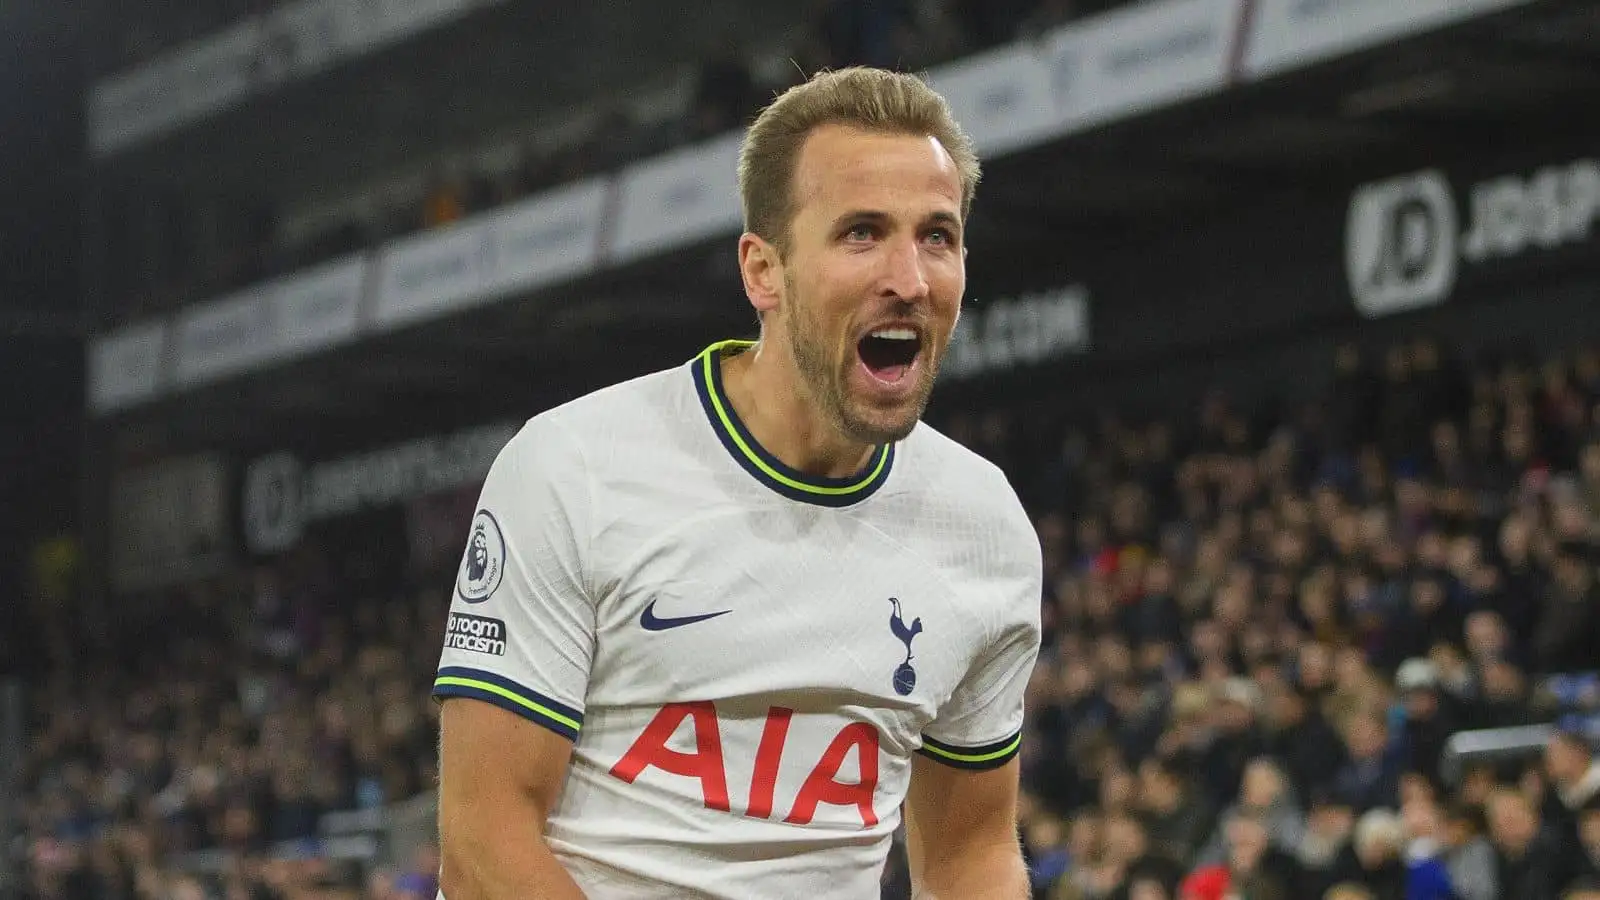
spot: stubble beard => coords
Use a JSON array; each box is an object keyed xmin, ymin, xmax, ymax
[{"xmin": 782, "ymin": 273, "xmax": 937, "ymax": 446}]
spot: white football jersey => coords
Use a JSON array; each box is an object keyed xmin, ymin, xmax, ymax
[{"xmin": 434, "ymin": 340, "xmax": 1042, "ymax": 899}]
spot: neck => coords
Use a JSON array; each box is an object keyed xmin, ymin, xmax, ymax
[{"xmin": 720, "ymin": 340, "xmax": 877, "ymax": 479}]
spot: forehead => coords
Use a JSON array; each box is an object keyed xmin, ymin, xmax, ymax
[{"xmin": 791, "ymin": 124, "xmax": 961, "ymax": 218}]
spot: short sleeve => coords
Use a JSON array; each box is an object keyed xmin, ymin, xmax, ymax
[
  {"xmin": 432, "ymin": 416, "xmax": 595, "ymax": 742},
  {"xmin": 918, "ymin": 501, "xmax": 1042, "ymax": 771}
]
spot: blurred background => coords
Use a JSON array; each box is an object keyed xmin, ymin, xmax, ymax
[{"xmin": 6, "ymin": 0, "xmax": 1600, "ymax": 898}]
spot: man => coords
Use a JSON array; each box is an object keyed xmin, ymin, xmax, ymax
[
  {"xmin": 1547, "ymin": 724, "xmax": 1600, "ymax": 829},
  {"xmin": 1294, "ymin": 789, "xmax": 1357, "ymax": 898},
  {"xmin": 1570, "ymin": 798, "xmax": 1600, "ymax": 884},
  {"xmin": 1439, "ymin": 800, "xmax": 1498, "ymax": 900},
  {"xmin": 1391, "ymin": 658, "xmax": 1459, "ymax": 779},
  {"xmin": 1195, "ymin": 757, "xmax": 1306, "ymax": 871},
  {"xmin": 1331, "ymin": 710, "xmax": 1403, "ymax": 813},
  {"xmin": 1198, "ymin": 678, "xmax": 1269, "ymax": 806},
  {"xmin": 1178, "ymin": 814, "xmax": 1294, "ymax": 900},
  {"xmin": 1262, "ymin": 677, "xmax": 1346, "ymax": 803},
  {"xmin": 432, "ymin": 68, "xmax": 1042, "ymax": 898},
  {"xmin": 1488, "ymin": 787, "xmax": 1565, "ymax": 900},
  {"xmin": 1136, "ymin": 755, "xmax": 1213, "ymax": 864},
  {"xmin": 1534, "ymin": 543, "xmax": 1600, "ymax": 674},
  {"xmin": 1332, "ymin": 808, "xmax": 1407, "ymax": 900},
  {"xmin": 1101, "ymin": 813, "xmax": 1187, "ymax": 900}
]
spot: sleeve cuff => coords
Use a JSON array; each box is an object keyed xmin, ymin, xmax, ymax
[
  {"xmin": 916, "ymin": 729, "xmax": 1022, "ymax": 771},
  {"xmin": 433, "ymin": 666, "xmax": 584, "ymax": 742}
]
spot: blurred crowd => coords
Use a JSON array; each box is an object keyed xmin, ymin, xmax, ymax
[
  {"xmin": 892, "ymin": 338, "xmax": 1600, "ymax": 900},
  {"xmin": 103, "ymin": 0, "xmax": 1133, "ymax": 325},
  {"xmin": 17, "ymin": 554, "xmax": 451, "ymax": 900}
]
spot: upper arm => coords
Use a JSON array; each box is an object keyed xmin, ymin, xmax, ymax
[
  {"xmin": 431, "ymin": 416, "xmax": 598, "ymax": 832},
  {"xmin": 438, "ymin": 695, "xmax": 576, "ymax": 830},
  {"xmin": 905, "ymin": 754, "xmax": 1022, "ymax": 867},
  {"xmin": 908, "ymin": 481, "xmax": 1040, "ymax": 868}
]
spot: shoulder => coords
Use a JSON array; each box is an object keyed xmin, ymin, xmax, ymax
[
  {"xmin": 535, "ymin": 365, "xmax": 688, "ymax": 437},
  {"xmin": 504, "ymin": 365, "xmax": 692, "ymax": 469},
  {"xmin": 901, "ymin": 421, "xmax": 1038, "ymax": 550},
  {"xmin": 896, "ymin": 423, "xmax": 1042, "ymax": 625}
]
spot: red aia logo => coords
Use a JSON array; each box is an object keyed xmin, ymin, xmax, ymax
[{"xmin": 609, "ymin": 702, "xmax": 881, "ymax": 827}]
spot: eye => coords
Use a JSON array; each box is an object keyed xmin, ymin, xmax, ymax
[
  {"xmin": 844, "ymin": 223, "xmax": 876, "ymax": 242},
  {"xmin": 925, "ymin": 228, "xmax": 954, "ymax": 246}
]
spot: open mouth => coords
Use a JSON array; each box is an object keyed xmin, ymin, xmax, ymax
[{"xmin": 857, "ymin": 327, "xmax": 922, "ymax": 384}]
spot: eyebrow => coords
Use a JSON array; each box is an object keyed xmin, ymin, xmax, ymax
[{"xmin": 830, "ymin": 210, "xmax": 963, "ymax": 231}]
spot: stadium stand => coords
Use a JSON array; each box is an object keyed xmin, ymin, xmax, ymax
[
  {"xmin": 19, "ymin": 338, "xmax": 1600, "ymax": 899},
  {"xmin": 93, "ymin": 0, "xmax": 1129, "ymax": 326}
]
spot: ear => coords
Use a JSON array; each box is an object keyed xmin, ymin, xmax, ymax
[{"xmin": 738, "ymin": 232, "xmax": 783, "ymax": 319}]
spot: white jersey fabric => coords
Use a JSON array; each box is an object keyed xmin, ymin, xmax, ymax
[{"xmin": 434, "ymin": 340, "xmax": 1042, "ymax": 899}]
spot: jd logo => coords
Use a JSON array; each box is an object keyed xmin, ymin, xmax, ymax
[
  {"xmin": 1346, "ymin": 159, "xmax": 1600, "ymax": 319},
  {"xmin": 1345, "ymin": 170, "xmax": 1458, "ymax": 319}
]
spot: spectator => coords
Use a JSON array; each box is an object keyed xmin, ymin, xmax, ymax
[
  {"xmin": 1489, "ymin": 787, "xmax": 1566, "ymax": 900},
  {"xmin": 1194, "ymin": 758, "xmax": 1304, "ymax": 865},
  {"xmin": 1495, "ymin": 512, "xmax": 1550, "ymax": 648},
  {"xmin": 1295, "ymin": 790, "xmax": 1358, "ymax": 897},
  {"xmin": 1100, "ymin": 814, "xmax": 1185, "ymax": 900},
  {"xmin": 1179, "ymin": 814, "xmax": 1294, "ymax": 900},
  {"xmin": 1331, "ymin": 711, "xmax": 1403, "ymax": 814},
  {"xmin": 1534, "ymin": 543, "xmax": 1600, "ymax": 676},
  {"xmin": 1393, "ymin": 658, "xmax": 1461, "ymax": 781},
  {"xmin": 1570, "ymin": 800, "xmax": 1600, "ymax": 886},
  {"xmin": 1262, "ymin": 676, "xmax": 1347, "ymax": 802},
  {"xmin": 1021, "ymin": 810, "xmax": 1070, "ymax": 897},
  {"xmin": 1471, "ymin": 657, "xmax": 1536, "ymax": 730},
  {"xmin": 1135, "ymin": 756, "xmax": 1213, "ymax": 864},
  {"xmin": 1398, "ymin": 791, "xmax": 1457, "ymax": 900},
  {"xmin": 1377, "ymin": 575, "xmax": 1463, "ymax": 671},
  {"xmin": 1546, "ymin": 725, "xmax": 1600, "ymax": 879},
  {"xmin": 1440, "ymin": 800, "xmax": 1500, "ymax": 900},
  {"xmin": 1197, "ymin": 678, "xmax": 1269, "ymax": 806},
  {"xmin": 1340, "ymin": 808, "xmax": 1407, "ymax": 900}
]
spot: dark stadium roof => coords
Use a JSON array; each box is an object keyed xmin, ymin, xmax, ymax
[
  {"xmin": 85, "ymin": 0, "xmax": 811, "ymax": 200},
  {"xmin": 91, "ymin": 0, "xmax": 1600, "ymax": 460}
]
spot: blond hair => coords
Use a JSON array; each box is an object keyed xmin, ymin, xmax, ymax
[{"xmin": 738, "ymin": 67, "xmax": 981, "ymax": 254}]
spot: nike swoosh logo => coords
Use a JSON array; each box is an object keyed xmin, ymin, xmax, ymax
[{"xmin": 639, "ymin": 599, "xmax": 732, "ymax": 631}]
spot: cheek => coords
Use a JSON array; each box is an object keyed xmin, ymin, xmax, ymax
[
  {"xmin": 932, "ymin": 265, "xmax": 965, "ymax": 314},
  {"xmin": 804, "ymin": 265, "xmax": 871, "ymax": 320}
]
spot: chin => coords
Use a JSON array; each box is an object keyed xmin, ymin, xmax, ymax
[{"xmin": 839, "ymin": 402, "xmax": 923, "ymax": 444}]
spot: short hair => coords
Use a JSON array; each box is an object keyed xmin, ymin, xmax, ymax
[
  {"xmin": 1142, "ymin": 754, "xmax": 1187, "ymax": 786},
  {"xmin": 1444, "ymin": 800, "xmax": 1488, "ymax": 834},
  {"xmin": 737, "ymin": 67, "xmax": 982, "ymax": 255}
]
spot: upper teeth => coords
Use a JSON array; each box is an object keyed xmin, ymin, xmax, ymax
[{"xmin": 871, "ymin": 328, "xmax": 917, "ymax": 341}]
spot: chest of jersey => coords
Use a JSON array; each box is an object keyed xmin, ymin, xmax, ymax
[{"xmin": 585, "ymin": 502, "xmax": 983, "ymax": 752}]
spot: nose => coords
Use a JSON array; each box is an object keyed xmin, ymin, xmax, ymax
[{"xmin": 876, "ymin": 235, "xmax": 929, "ymax": 302}]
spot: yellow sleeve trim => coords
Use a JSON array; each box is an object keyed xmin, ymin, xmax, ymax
[
  {"xmin": 919, "ymin": 732, "xmax": 1022, "ymax": 764},
  {"xmin": 434, "ymin": 675, "xmax": 583, "ymax": 733}
]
